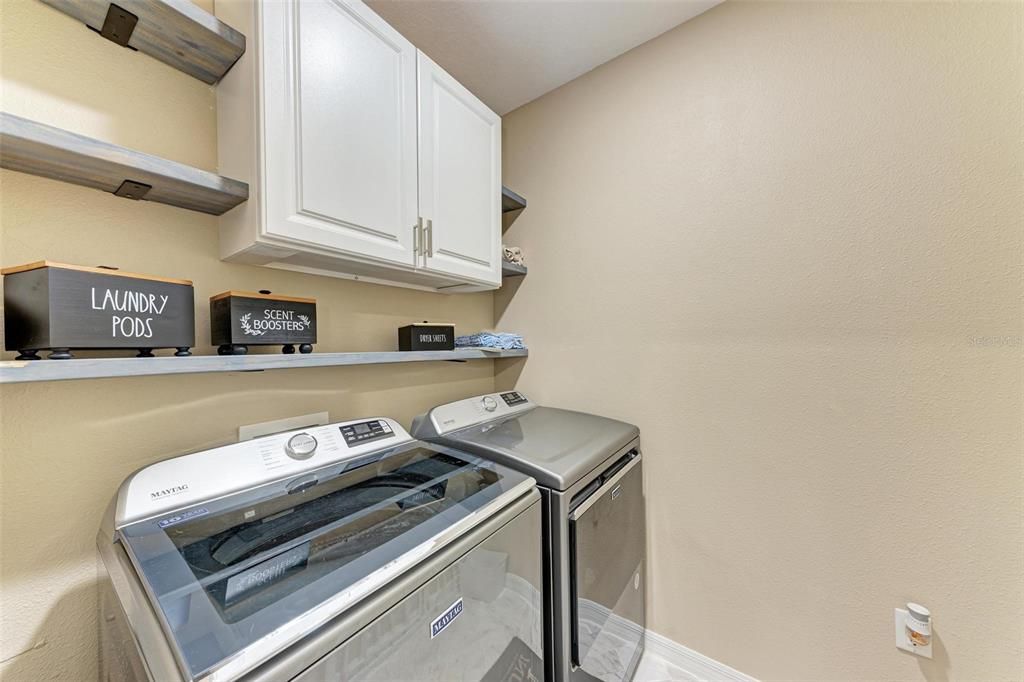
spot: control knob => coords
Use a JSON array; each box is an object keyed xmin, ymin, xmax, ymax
[
  {"xmin": 285, "ymin": 433, "xmax": 318, "ymax": 460},
  {"xmin": 481, "ymin": 396, "xmax": 498, "ymax": 412}
]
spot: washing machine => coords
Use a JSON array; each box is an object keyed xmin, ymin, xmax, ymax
[
  {"xmin": 412, "ymin": 393, "xmax": 645, "ymax": 682},
  {"xmin": 97, "ymin": 416, "xmax": 544, "ymax": 681}
]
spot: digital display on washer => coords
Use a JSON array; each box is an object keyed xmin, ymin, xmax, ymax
[
  {"xmin": 340, "ymin": 419, "xmax": 393, "ymax": 446},
  {"xmin": 500, "ymin": 391, "xmax": 527, "ymax": 406}
]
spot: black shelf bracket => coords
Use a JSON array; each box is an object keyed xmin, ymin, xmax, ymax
[
  {"xmin": 88, "ymin": 4, "xmax": 139, "ymax": 49},
  {"xmin": 114, "ymin": 180, "xmax": 152, "ymax": 201}
]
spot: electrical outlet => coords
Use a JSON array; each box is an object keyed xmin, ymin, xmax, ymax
[{"xmin": 895, "ymin": 608, "xmax": 932, "ymax": 659}]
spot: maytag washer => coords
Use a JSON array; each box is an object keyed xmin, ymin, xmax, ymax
[
  {"xmin": 413, "ymin": 393, "xmax": 645, "ymax": 682},
  {"xmin": 98, "ymin": 417, "xmax": 544, "ymax": 681}
]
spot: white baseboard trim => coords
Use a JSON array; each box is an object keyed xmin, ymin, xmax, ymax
[{"xmin": 644, "ymin": 629, "xmax": 757, "ymax": 682}]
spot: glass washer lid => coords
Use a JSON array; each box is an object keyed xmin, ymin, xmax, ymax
[{"xmin": 118, "ymin": 441, "xmax": 530, "ymax": 680}]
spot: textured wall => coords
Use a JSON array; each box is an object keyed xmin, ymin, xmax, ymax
[
  {"xmin": 0, "ymin": 1, "xmax": 498, "ymax": 678},
  {"xmin": 499, "ymin": 2, "xmax": 1023, "ymax": 680}
]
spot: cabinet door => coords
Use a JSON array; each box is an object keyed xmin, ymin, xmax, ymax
[
  {"xmin": 261, "ymin": 0, "xmax": 418, "ymax": 266},
  {"xmin": 417, "ymin": 51, "xmax": 502, "ymax": 285}
]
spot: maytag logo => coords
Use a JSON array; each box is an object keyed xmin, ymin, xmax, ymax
[
  {"xmin": 430, "ymin": 598, "xmax": 463, "ymax": 639},
  {"xmin": 150, "ymin": 483, "xmax": 189, "ymax": 500}
]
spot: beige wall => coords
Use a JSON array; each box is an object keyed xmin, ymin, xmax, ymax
[
  {"xmin": 3, "ymin": 0, "xmax": 1022, "ymax": 680},
  {"xmin": 499, "ymin": 2, "xmax": 1022, "ymax": 680},
  {"xmin": 0, "ymin": 1, "xmax": 499, "ymax": 678}
]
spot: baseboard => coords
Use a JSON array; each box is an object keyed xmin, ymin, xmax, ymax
[{"xmin": 644, "ymin": 629, "xmax": 757, "ymax": 682}]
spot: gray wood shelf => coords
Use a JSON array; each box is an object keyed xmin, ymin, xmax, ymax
[
  {"xmin": 41, "ymin": 0, "xmax": 245, "ymax": 84},
  {"xmin": 0, "ymin": 113, "xmax": 248, "ymax": 215},
  {"xmin": 502, "ymin": 186, "xmax": 527, "ymax": 213},
  {"xmin": 501, "ymin": 261, "xmax": 527, "ymax": 278},
  {"xmin": 0, "ymin": 348, "xmax": 528, "ymax": 384}
]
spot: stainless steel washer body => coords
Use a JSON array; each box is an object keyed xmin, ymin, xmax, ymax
[{"xmin": 413, "ymin": 394, "xmax": 645, "ymax": 682}]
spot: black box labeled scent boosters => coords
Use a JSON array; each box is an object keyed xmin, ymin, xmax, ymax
[
  {"xmin": 210, "ymin": 290, "xmax": 317, "ymax": 355},
  {"xmin": 398, "ymin": 322, "xmax": 455, "ymax": 351},
  {"xmin": 2, "ymin": 261, "xmax": 195, "ymax": 359}
]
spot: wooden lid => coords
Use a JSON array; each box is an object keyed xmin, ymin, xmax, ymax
[
  {"xmin": 0, "ymin": 261, "xmax": 193, "ymax": 285},
  {"xmin": 210, "ymin": 290, "xmax": 317, "ymax": 304}
]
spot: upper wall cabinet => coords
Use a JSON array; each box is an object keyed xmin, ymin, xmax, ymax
[
  {"xmin": 417, "ymin": 52, "xmax": 502, "ymax": 286},
  {"xmin": 262, "ymin": 0, "xmax": 419, "ymax": 268},
  {"xmin": 217, "ymin": 0, "xmax": 501, "ymax": 292}
]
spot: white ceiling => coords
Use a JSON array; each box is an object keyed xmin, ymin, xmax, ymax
[{"xmin": 365, "ymin": 0, "xmax": 723, "ymax": 115}]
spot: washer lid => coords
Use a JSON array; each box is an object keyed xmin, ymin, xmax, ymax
[{"xmin": 415, "ymin": 399, "xmax": 639, "ymax": 491}]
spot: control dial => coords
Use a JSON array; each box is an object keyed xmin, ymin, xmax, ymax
[
  {"xmin": 285, "ymin": 433, "xmax": 318, "ymax": 460},
  {"xmin": 481, "ymin": 396, "xmax": 498, "ymax": 412}
]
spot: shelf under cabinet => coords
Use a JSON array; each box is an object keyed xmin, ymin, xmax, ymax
[
  {"xmin": 501, "ymin": 186, "xmax": 527, "ymax": 213},
  {"xmin": 0, "ymin": 113, "xmax": 249, "ymax": 216},
  {"xmin": 0, "ymin": 348, "xmax": 528, "ymax": 384},
  {"xmin": 501, "ymin": 261, "xmax": 528, "ymax": 278},
  {"xmin": 40, "ymin": 0, "xmax": 245, "ymax": 84}
]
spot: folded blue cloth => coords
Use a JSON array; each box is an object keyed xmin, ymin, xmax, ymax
[{"xmin": 455, "ymin": 332, "xmax": 525, "ymax": 350}]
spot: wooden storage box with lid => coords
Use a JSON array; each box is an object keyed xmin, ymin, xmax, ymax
[
  {"xmin": 210, "ymin": 290, "xmax": 317, "ymax": 355},
  {"xmin": 2, "ymin": 261, "xmax": 195, "ymax": 359}
]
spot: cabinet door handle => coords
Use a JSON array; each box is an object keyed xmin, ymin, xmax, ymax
[
  {"xmin": 414, "ymin": 217, "xmax": 422, "ymax": 255},
  {"xmin": 426, "ymin": 219, "xmax": 434, "ymax": 257}
]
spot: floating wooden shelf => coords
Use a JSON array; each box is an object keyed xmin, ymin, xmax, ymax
[
  {"xmin": 40, "ymin": 0, "xmax": 245, "ymax": 84},
  {"xmin": 0, "ymin": 348, "xmax": 528, "ymax": 384},
  {"xmin": 0, "ymin": 113, "xmax": 248, "ymax": 216},
  {"xmin": 502, "ymin": 186, "xmax": 527, "ymax": 213},
  {"xmin": 501, "ymin": 261, "xmax": 527, "ymax": 278}
]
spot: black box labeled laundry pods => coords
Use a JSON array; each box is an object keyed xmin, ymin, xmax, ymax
[
  {"xmin": 2, "ymin": 261, "xmax": 195, "ymax": 360},
  {"xmin": 398, "ymin": 322, "xmax": 455, "ymax": 351}
]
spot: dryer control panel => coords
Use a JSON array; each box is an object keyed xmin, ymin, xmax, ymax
[
  {"xmin": 420, "ymin": 392, "xmax": 536, "ymax": 436},
  {"xmin": 500, "ymin": 391, "xmax": 528, "ymax": 407}
]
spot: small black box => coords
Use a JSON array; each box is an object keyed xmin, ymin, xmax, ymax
[{"xmin": 398, "ymin": 322, "xmax": 455, "ymax": 351}]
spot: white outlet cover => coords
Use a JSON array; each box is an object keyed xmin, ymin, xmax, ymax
[
  {"xmin": 895, "ymin": 608, "xmax": 933, "ymax": 659},
  {"xmin": 238, "ymin": 412, "xmax": 330, "ymax": 441}
]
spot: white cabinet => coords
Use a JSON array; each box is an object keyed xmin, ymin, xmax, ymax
[
  {"xmin": 417, "ymin": 52, "xmax": 502, "ymax": 285},
  {"xmin": 217, "ymin": 0, "xmax": 501, "ymax": 292},
  {"xmin": 262, "ymin": 0, "xmax": 419, "ymax": 267}
]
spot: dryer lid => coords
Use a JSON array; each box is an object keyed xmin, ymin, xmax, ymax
[
  {"xmin": 414, "ymin": 396, "xmax": 639, "ymax": 491},
  {"xmin": 111, "ymin": 428, "xmax": 533, "ymax": 681}
]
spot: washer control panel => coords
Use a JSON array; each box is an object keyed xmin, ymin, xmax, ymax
[
  {"xmin": 117, "ymin": 417, "xmax": 413, "ymax": 528},
  {"xmin": 340, "ymin": 419, "xmax": 394, "ymax": 446}
]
